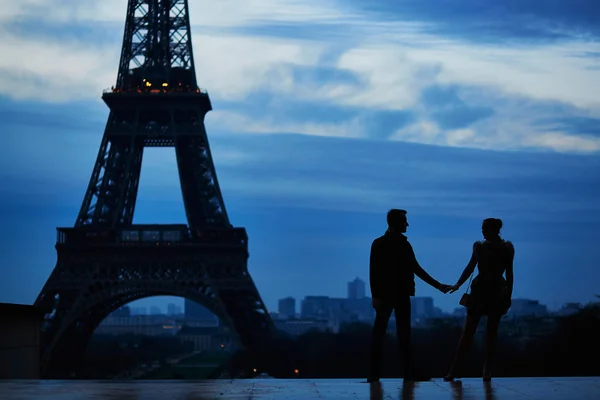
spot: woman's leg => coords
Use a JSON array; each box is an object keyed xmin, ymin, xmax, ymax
[
  {"xmin": 483, "ymin": 314, "xmax": 502, "ymax": 379},
  {"xmin": 445, "ymin": 313, "xmax": 481, "ymax": 379}
]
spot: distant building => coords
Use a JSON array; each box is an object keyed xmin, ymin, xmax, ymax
[
  {"xmin": 300, "ymin": 295, "xmax": 373, "ymax": 323},
  {"xmin": 344, "ymin": 298, "xmax": 374, "ymax": 322},
  {"xmin": 269, "ymin": 311, "xmax": 281, "ymax": 320},
  {"xmin": 452, "ymin": 307, "xmax": 467, "ymax": 318},
  {"xmin": 96, "ymin": 314, "xmax": 182, "ymax": 336},
  {"xmin": 111, "ymin": 306, "xmax": 131, "ymax": 317},
  {"xmin": 411, "ymin": 297, "xmax": 435, "ymax": 322},
  {"xmin": 348, "ymin": 277, "xmax": 366, "ymax": 300},
  {"xmin": 556, "ymin": 302, "xmax": 581, "ymax": 316},
  {"xmin": 185, "ymin": 299, "xmax": 219, "ymax": 325},
  {"xmin": 278, "ymin": 297, "xmax": 296, "ymax": 319},
  {"xmin": 274, "ymin": 320, "xmax": 333, "ymax": 336},
  {"xmin": 301, "ymin": 296, "xmax": 332, "ymax": 319},
  {"xmin": 130, "ymin": 306, "xmax": 147, "ymax": 315},
  {"xmin": 177, "ymin": 326, "xmax": 234, "ymax": 351},
  {"xmin": 167, "ymin": 303, "xmax": 182, "ymax": 316},
  {"xmin": 432, "ymin": 307, "xmax": 444, "ymax": 317},
  {"xmin": 150, "ymin": 306, "xmax": 162, "ymax": 315},
  {"xmin": 509, "ymin": 299, "xmax": 548, "ymax": 317}
]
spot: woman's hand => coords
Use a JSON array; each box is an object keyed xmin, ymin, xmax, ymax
[{"xmin": 448, "ymin": 284, "xmax": 460, "ymax": 293}]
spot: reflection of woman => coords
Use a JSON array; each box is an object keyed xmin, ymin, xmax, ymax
[
  {"xmin": 444, "ymin": 218, "xmax": 514, "ymax": 381},
  {"xmin": 449, "ymin": 381, "xmax": 463, "ymax": 400}
]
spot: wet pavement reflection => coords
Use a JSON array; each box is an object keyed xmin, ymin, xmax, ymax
[{"xmin": 0, "ymin": 377, "xmax": 599, "ymax": 400}]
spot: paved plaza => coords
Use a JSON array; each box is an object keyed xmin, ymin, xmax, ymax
[{"xmin": 1, "ymin": 377, "xmax": 599, "ymax": 400}]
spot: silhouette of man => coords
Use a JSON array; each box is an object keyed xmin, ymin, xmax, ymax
[{"xmin": 368, "ymin": 209, "xmax": 451, "ymax": 382}]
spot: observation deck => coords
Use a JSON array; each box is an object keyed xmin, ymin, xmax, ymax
[
  {"xmin": 101, "ymin": 84, "xmax": 212, "ymax": 110},
  {"xmin": 56, "ymin": 224, "xmax": 247, "ymax": 251}
]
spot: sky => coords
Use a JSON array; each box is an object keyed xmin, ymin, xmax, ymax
[{"xmin": 1, "ymin": 0, "xmax": 600, "ymax": 316}]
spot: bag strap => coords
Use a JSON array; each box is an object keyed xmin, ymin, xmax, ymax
[
  {"xmin": 463, "ymin": 241, "xmax": 480, "ymax": 294},
  {"xmin": 464, "ymin": 272, "xmax": 475, "ymax": 294}
]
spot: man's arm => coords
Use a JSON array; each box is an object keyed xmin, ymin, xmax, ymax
[
  {"xmin": 414, "ymin": 260, "xmax": 442, "ymax": 290},
  {"xmin": 369, "ymin": 240, "xmax": 383, "ymax": 299},
  {"xmin": 408, "ymin": 243, "xmax": 443, "ymax": 290}
]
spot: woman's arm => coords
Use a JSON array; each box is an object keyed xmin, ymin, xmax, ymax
[
  {"xmin": 505, "ymin": 241, "xmax": 515, "ymax": 297},
  {"xmin": 451, "ymin": 242, "xmax": 480, "ymax": 291}
]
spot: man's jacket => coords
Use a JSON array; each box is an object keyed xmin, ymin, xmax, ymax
[{"xmin": 370, "ymin": 230, "xmax": 440, "ymax": 300}]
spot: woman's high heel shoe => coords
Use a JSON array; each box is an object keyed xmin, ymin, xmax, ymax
[{"xmin": 482, "ymin": 363, "xmax": 492, "ymax": 381}]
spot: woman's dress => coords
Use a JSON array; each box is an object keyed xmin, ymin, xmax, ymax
[{"xmin": 467, "ymin": 239, "xmax": 513, "ymax": 316}]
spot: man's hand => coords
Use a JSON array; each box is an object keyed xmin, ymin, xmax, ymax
[
  {"xmin": 448, "ymin": 284, "xmax": 460, "ymax": 294},
  {"xmin": 437, "ymin": 283, "xmax": 452, "ymax": 294},
  {"xmin": 372, "ymin": 298, "xmax": 384, "ymax": 309}
]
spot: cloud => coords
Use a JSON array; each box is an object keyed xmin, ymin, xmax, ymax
[
  {"xmin": 2, "ymin": 0, "xmax": 600, "ymax": 154},
  {"xmin": 0, "ymin": 0, "xmax": 343, "ymax": 103},
  {"xmin": 390, "ymin": 118, "xmax": 600, "ymax": 154},
  {"xmin": 344, "ymin": 0, "xmax": 600, "ymax": 43},
  {"xmin": 0, "ymin": 0, "xmax": 347, "ymax": 27},
  {"xmin": 420, "ymin": 85, "xmax": 495, "ymax": 129},
  {"xmin": 192, "ymin": 34, "xmax": 325, "ymax": 101},
  {"xmin": 535, "ymin": 116, "xmax": 600, "ymax": 137},
  {"xmin": 3, "ymin": 0, "xmax": 599, "ymax": 109},
  {"xmin": 0, "ymin": 26, "xmax": 117, "ymax": 102},
  {"xmin": 406, "ymin": 40, "xmax": 600, "ymax": 110},
  {"xmin": 3, "ymin": 101, "xmax": 599, "ymax": 225},
  {"xmin": 209, "ymin": 90, "xmax": 416, "ymax": 139},
  {"xmin": 521, "ymin": 131, "xmax": 600, "ymax": 153},
  {"xmin": 208, "ymin": 110, "xmax": 366, "ymax": 139}
]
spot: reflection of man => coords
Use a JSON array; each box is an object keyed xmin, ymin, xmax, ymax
[{"xmin": 368, "ymin": 209, "xmax": 451, "ymax": 382}]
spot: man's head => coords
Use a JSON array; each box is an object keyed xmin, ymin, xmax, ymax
[{"xmin": 387, "ymin": 209, "xmax": 409, "ymax": 233}]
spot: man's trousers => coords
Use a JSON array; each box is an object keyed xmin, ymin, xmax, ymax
[{"xmin": 369, "ymin": 295, "xmax": 412, "ymax": 379}]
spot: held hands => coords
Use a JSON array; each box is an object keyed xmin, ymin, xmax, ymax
[
  {"xmin": 436, "ymin": 283, "xmax": 460, "ymax": 294},
  {"xmin": 437, "ymin": 283, "xmax": 453, "ymax": 294},
  {"xmin": 373, "ymin": 282, "xmax": 462, "ymax": 307}
]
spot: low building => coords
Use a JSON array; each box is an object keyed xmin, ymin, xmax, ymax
[
  {"xmin": 177, "ymin": 326, "xmax": 234, "ymax": 351},
  {"xmin": 0, "ymin": 303, "xmax": 44, "ymax": 379},
  {"xmin": 274, "ymin": 319, "xmax": 333, "ymax": 336},
  {"xmin": 95, "ymin": 314, "xmax": 183, "ymax": 336}
]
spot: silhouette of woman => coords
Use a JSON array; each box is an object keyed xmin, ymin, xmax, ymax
[{"xmin": 444, "ymin": 218, "xmax": 514, "ymax": 381}]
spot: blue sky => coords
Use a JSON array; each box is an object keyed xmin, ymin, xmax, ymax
[{"xmin": 1, "ymin": 0, "xmax": 599, "ymax": 314}]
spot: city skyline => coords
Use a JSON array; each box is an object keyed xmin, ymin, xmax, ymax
[
  {"xmin": 126, "ymin": 275, "xmax": 582, "ymax": 316},
  {"xmin": 1, "ymin": 0, "xmax": 600, "ymax": 316}
]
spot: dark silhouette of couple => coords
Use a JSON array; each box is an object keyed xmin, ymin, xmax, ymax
[{"xmin": 368, "ymin": 209, "xmax": 514, "ymax": 382}]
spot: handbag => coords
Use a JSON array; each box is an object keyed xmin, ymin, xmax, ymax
[{"xmin": 458, "ymin": 272, "xmax": 475, "ymax": 307}]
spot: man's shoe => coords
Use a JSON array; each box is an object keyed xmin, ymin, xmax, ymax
[{"xmin": 367, "ymin": 377, "xmax": 380, "ymax": 383}]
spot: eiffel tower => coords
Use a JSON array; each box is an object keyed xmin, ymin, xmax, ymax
[{"xmin": 34, "ymin": 0, "xmax": 273, "ymax": 378}]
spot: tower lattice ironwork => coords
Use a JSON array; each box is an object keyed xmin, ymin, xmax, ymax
[{"xmin": 34, "ymin": 0, "xmax": 273, "ymax": 378}]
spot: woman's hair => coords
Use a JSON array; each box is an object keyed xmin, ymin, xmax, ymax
[{"xmin": 482, "ymin": 218, "xmax": 503, "ymax": 236}]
